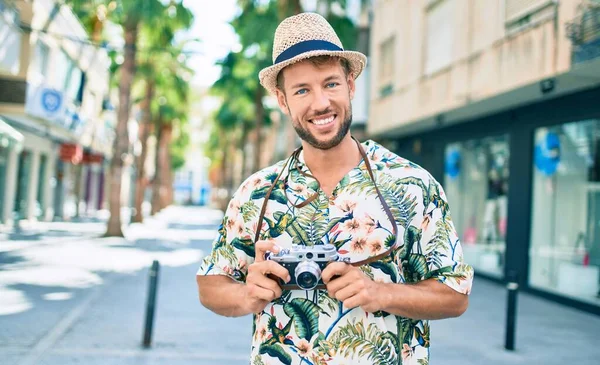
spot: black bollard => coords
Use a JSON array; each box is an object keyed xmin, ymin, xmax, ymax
[
  {"xmin": 504, "ymin": 270, "xmax": 518, "ymax": 351},
  {"xmin": 143, "ymin": 260, "xmax": 160, "ymax": 348}
]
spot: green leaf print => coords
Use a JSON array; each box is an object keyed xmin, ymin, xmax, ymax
[
  {"xmin": 405, "ymin": 254, "xmax": 428, "ymax": 282},
  {"xmin": 258, "ymin": 343, "xmax": 292, "ymax": 365},
  {"xmin": 339, "ymin": 175, "xmax": 351, "ymax": 188},
  {"xmin": 369, "ymin": 259, "xmax": 398, "ymax": 283},
  {"xmin": 330, "ymin": 320, "xmax": 398, "ymax": 365},
  {"xmin": 250, "ymin": 185, "xmax": 287, "ymax": 204},
  {"xmin": 284, "ymin": 217, "xmax": 312, "ymax": 246},
  {"xmin": 384, "ymin": 234, "xmax": 396, "ymax": 248},
  {"xmin": 231, "ymin": 237, "xmax": 255, "ymax": 258},
  {"xmin": 240, "ymin": 202, "xmax": 259, "ymax": 223},
  {"xmin": 283, "ymin": 298, "xmax": 320, "ymax": 340},
  {"xmin": 347, "ymin": 172, "xmax": 419, "ymax": 228},
  {"xmin": 270, "ymin": 189, "xmax": 288, "ymax": 204},
  {"xmin": 250, "ymin": 186, "xmax": 270, "ymax": 200},
  {"xmin": 252, "ymin": 355, "xmax": 266, "ymax": 365},
  {"xmin": 307, "ymin": 180, "xmax": 319, "ymax": 192},
  {"xmin": 404, "ymin": 226, "xmax": 422, "ymax": 255}
]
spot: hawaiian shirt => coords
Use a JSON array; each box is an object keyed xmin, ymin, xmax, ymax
[{"xmin": 197, "ymin": 140, "xmax": 474, "ymax": 365}]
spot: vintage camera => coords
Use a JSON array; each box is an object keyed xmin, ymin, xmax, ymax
[{"xmin": 267, "ymin": 244, "xmax": 340, "ymax": 290}]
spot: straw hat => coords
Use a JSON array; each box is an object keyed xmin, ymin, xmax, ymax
[{"xmin": 258, "ymin": 12, "xmax": 367, "ymax": 95}]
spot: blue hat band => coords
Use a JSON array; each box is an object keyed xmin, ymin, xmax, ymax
[{"xmin": 275, "ymin": 40, "xmax": 343, "ymax": 64}]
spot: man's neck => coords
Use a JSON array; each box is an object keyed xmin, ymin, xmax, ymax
[{"xmin": 301, "ymin": 134, "xmax": 361, "ymax": 179}]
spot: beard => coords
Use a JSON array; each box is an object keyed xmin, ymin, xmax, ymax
[{"xmin": 291, "ymin": 104, "xmax": 353, "ymax": 150}]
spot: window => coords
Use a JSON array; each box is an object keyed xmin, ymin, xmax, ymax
[
  {"xmin": 424, "ymin": 0, "xmax": 454, "ymax": 75},
  {"xmin": 444, "ymin": 135, "xmax": 510, "ymax": 278},
  {"xmin": 33, "ymin": 42, "xmax": 50, "ymax": 76},
  {"xmin": 529, "ymin": 120, "xmax": 600, "ymax": 306},
  {"xmin": 378, "ymin": 36, "xmax": 394, "ymax": 98},
  {"xmin": 0, "ymin": 7, "xmax": 22, "ymax": 75},
  {"xmin": 504, "ymin": 0, "xmax": 556, "ymax": 34}
]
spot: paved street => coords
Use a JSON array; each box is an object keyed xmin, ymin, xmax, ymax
[{"xmin": 1, "ymin": 206, "xmax": 599, "ymax": 365}]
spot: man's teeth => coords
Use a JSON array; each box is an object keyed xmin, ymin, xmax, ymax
[{"xmin": 313, "ymin": 116, "xmax": 335, "ymax": 125}]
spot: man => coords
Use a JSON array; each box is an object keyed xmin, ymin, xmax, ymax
[{"xmin": 196, "ymin": 12, "xmax": 473, "ymax": 365}]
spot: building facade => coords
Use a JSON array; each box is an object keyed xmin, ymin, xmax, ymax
[
  {"xmin": 0, "ymin": 0, "xmax": 114, "ymax": 228},
  {"xmin": 369, "ymin": 0, "xmax": 600, "ymax": 314}
]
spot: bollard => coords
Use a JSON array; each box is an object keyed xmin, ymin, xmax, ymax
[
  {"xmin": 504, "ymin": 270, "xmax": 518, "ymax": 351},
  {"xmin": 143, "ymin": 260, "xmax": 160, "ymax": 348}
]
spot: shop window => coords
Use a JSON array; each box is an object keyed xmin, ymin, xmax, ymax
[
  {"xmin": 529, "ymin": 120, "xmax": 600, "ymax": 306},
  {"xmin": 444, "ymin": 135, "xmax": 510, "ymax": 278}
]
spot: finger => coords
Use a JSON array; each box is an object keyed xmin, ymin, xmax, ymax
[
  {"xmin": 330, "ymin": 282, "xmax": 362, "ymax": 303},
  {"xmin": 247, "ymin": 272, "xmax": 283, "ymax": 298},
  {"xmin": 264, "ymin": 261, "xmax": 291, "ymax": 282},
  {"xmin": 247, "ymin": 282, "xmax": 280, "ymax": 302},
  {"xmin": 254, "ymin": 240, "xmax": 280, "ymax": 262},
  {"xmin": 322, "ymin": 262, "xmax": 351, "ymax": 283},
  {"xmin": 326, "ymin": 271, "xmax": 358, "ymax": 296}
]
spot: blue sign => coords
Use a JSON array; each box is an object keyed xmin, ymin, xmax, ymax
[
  {"xmin": 534, "ymin": 132, "xmax": 561, "ymax": 176},
  {"xmin": 445, "ymin": 148, "xmax": 461, "ymax": 178},
  {"xmin": 41, "ymin": 89, "xmax": 63, "ymax": 113}
]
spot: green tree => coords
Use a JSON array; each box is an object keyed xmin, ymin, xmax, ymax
[
  {"xmin": 68, "ymin": 0, "xmax": 193, "ymax": 233},
  {"xmin": 131, "ymin": 2, "xmax": 194, "ymax": 222}
]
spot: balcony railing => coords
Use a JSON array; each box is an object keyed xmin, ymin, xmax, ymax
[{"xmin": 566, "ymin": 4, "xmax": 600, "ymax": 64}]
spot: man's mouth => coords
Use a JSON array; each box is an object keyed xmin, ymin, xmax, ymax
[{"xmin": 310, "ymin": 114, "xmax": 336, "ymax": 126}]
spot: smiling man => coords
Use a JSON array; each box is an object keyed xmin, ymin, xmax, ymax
[{"xmin": 196, "ymin": 12, "xmax": 474, "ymax": 365}]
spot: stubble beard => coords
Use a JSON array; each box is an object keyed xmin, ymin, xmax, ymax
[{"xmin": 289, "ymin": 104, "xmax": 353, "ymax": 151}]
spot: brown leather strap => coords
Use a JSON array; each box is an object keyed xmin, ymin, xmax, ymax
[
  {"xmin": 254, "ymin": 137, "xmax": 399, "ymax": 266},
  {"xmin": 254, "ymin": 149, "xmax": 299, "ymax": 243},
  {"xmin": 348, "ymin": 137, "xmax": 398, "ymax": 267}
]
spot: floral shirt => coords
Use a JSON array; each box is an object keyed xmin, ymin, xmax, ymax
[{"xmin": 197, "ymin": 140, "xmax": 474, "ymax": 365}]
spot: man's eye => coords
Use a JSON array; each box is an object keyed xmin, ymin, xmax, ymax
[
  {"xmin": 326, "ymin": 82, "xmax": 339, "ymax": 88},
  {"xmin": 295, "ymin": 89, "xmax": 308, "ymax": 95}
]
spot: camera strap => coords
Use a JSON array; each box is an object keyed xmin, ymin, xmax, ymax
[{"xmin": 254, "ymin": 137, "xmax": 400, "ymax": 267}]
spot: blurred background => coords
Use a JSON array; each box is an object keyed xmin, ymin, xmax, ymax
[{"xmin": 1, "ymin": 0, "xmax": 600, "ymax": 364}]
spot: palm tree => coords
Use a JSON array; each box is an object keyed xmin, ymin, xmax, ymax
[
  {"xmin": 67, "ymin": 0, "xmax": 175, "ymax": 237},
  {"xmin": 131, "ymin": 2, "xmax": 194, "ymax": 222}
]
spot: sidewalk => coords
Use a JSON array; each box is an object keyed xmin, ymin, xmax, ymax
[{"xmin": 0, "ymin": 205, "xmax": 598, "ymax": 365}]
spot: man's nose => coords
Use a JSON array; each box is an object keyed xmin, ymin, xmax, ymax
[{"xmin": 311, "ymin": 88, "xmax": 331, "ymax": 112}]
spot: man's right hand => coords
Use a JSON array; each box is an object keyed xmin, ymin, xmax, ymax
[{"xmin": 243, "ymin": 240, "xmax": 291, "ymax": 314}]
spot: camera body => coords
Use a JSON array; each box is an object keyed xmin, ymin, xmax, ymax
[{"xmin": 267, "ymin": 243, "xmax": 340, "ymax": 290}]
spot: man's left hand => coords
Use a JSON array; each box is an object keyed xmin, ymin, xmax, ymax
[{"xmin": 322, "ymin": 262, "xmax": 384, "ymax": 313}]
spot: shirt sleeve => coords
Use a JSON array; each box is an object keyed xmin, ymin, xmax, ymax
[
  {"xmin": 416, "ymin": 175, "xmax": 474, "ymax": 295},
  {"xmin": 196, "ymin": 182, "xmax": 257, "ymax": 284}
]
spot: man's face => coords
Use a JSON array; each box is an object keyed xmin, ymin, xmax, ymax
[{"xmin": 275, "ymin": 59, "xmax": 355, "ymax": 150}]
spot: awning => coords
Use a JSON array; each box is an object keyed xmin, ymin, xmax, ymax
[{"xmin": 0, "ymin": 116, "xmax": 24, "ymax": 148}]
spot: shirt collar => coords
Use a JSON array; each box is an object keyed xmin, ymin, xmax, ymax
[{"xmin": 292, "ymin": 139, "xmax": 377, "ymax": 173}]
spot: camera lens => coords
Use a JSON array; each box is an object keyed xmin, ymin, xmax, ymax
[
  {"xmin": 295, "ymin": 261, "xmax": 322, "ymax": 290},
  {"xmin": 297, "ymin": 272, "xmax": 317, "ymax": 289}
]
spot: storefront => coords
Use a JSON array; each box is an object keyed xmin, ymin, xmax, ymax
[
  {"xmin": 393, "ymin": 86, "xmax": 600, "ymax": 315},
  {"xmin": 0, "ymin": 117, "xmax": 23, "ymax": 224}
]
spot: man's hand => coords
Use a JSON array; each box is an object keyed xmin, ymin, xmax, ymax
[
  {"xmin": 322, "ymin": 262, "xmax": 384, "ymax": 313},
  {"xmin": 243, "ymin": 240, "xmax": 291, "ymax": 314}
]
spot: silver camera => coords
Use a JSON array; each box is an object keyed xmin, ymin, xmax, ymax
[{"xmin": 267, "ymin": 244, "xmax": 340, "ymax": 290}]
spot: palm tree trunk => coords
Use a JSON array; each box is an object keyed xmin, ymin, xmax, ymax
[
  {"xmin": 159, "ymin": 125, "xmax": 173, "ymax": 210},
  {"xmin": 105, "ymin": 23, "xmax": 137, "ymax": 237},
  {"xmin": 152, "ymin": 122, "xmax": 171, "ymax": 214},
  {"xmin": 131, "ymin": 79, "xmax": 154, "ymax": 223},
  {"xmin": 253, "ymin": 87, "xmax": 264, "ymax": 172},
  {"xmin": 151, "ymin": 118, "xmax": 162, "ymax": 215}
]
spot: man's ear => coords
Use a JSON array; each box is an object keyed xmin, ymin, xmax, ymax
[
  {"xmin": 275, "ymin": 88, "xmax": 288, "ymax": 113},
  {"xmin": 347, "ymin": 73, "xmax": 356, "ymax": 100}
]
